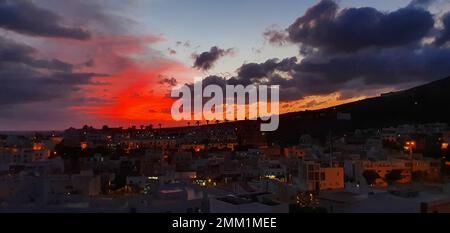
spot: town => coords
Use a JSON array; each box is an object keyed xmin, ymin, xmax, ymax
[{"xmin": 1, "ymin": 118, "xmax": 449, "ymax": 213}]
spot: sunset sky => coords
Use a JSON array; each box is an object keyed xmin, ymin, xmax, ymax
[{"xmin": 1, "ymin": 0, "xmax": 450, "ymax": 130}]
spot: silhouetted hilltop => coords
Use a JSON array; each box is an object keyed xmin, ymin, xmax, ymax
[{"xmin": 269, "ymin": 76, "xmax": 450, "ymax": 145}]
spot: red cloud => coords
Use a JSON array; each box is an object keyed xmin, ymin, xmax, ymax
[{"xmin": 62, "ymin": 34, "xmax": 199, "ymax": 127}]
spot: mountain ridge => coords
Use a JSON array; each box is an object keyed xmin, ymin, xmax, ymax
[{"xmin": 269, "ymin": 76, "xmax": 450, "ymax": 145}]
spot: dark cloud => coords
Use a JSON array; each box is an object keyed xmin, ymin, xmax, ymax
[
  {"xmin": 167, "ymin": 48, "xmax": 177, "ymax": 55},
  {"xmin": 186, "ymin": 1, "xmax": 450, "ymax": 105},
  {"xmin": 178, "ymin": 0, "xmax": 450, "ymax": 112},
  {"xmin": 198, "ymin": 0, "xmax": 446, "ymax": 103},
  {"xmin": 0, "ymin": 0, "xmax": 90, "ymax": 40},
  {"xmin": 158, "ymin": 75, "xmax": 178, "ymax": 87},
  {"xmin": 288, "ymin": 46, "xmax": 450, "ymax": 99},
  {"xmin": 234, "ymin": 57, "xmax": 298, "ymax": 86},
  {"xmin": 434, "ymin": 12, "xmax": 450, "ymax": 46},
  {"xmin": 36, "ymin": 0, "xmax": 138, "ymax": 36},
  {"xmin": 287, "ymin": 0, "xmax": 434, "ymax": 54},
  {"xmin": 190, "ymin": 44, "xmax": 450, "ymax": 102},
  {"xmin": 0, "ymin": 36, "xmax": 102, "ymax": 106},
  {"xmin": 0, "ymin": 36, "xmax": 73, "ymax": 71},
  {"xmin": 192, "ymin": 46, "xmax": 235, "ymax": 71},
  {"xmin": 199, "ymin": 75, "xmax": 228, "ymax": 87},
  {"xmin": 181, "ymin": 75, "xmax": 227, "ymax": 98},
  {"xmin": 0, "ymin": 72, "xmax": 98, "ymax": 105},
  {"xmin": 263, "ymin": 28, "xmax": 289, "ymax": 46},
  {"xmin": 176, "ymin": 41, "xmax": 191, "ymax": 47}
]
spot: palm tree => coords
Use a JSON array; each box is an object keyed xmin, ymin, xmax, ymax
[
  {"xmin": 215, "ymin": 120, "xmax": 220, "ymax": 124},
  {"xmin": 206, "ymin": 120, "xmax": 209, "ymax": 125},
  {"xmin": 196, "ymin": 121, "xmax": 200, "ymax": 126},
  {"xmin": 187, "ymin": 122, "xmax": 191, "ymax": 127},
  {"xmin": 158, "ymin": 123, "xmax": 162, "ymax": 129}
]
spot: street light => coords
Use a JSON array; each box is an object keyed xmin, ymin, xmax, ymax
[
  {"xmin": 404, "ymin": 141, "xmax": 416, "ymax": 183},
  {"xmin": 405, "ymin": 141, "xmax": 416, "ymax": 158},
  {"xmin": 441, "ymin": 142, "xmax": 449, "ymax": 150}
]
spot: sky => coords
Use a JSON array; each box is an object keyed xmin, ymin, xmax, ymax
[{"xmin": 1, "ymin": 0, "xmax": 450, "ymax": 130}]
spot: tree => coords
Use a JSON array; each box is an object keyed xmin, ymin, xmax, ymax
[
  {"xmin": 187, "ymin": 122, "xmax": 191, "ymax": 127},
  {"xmin": 385, "ymin": 169, "xmax": 404, "ymax": 184},
  {"xmin": 362, "ymin": 170, "xmax": 380, "ymax": 185},
  {"xmin": 412, "ymin": 170, "xmax": 426, "ymax": 182},
  {"xmin": 296, "ymin": 192, "xmax": 318, "ymax": 207},
  {"xmin": 206, "ymin": 120, "xmax": 209, "ymax": 125},
  {"xmin": 196, "ymin": 121, "xmax": 200, "ymax": 126},
  {"xmin": 290, "ymin": 192, "xmax": 326, "ymax": 213},
  {"xmin": 158, "ymin": 123, "xmax": 162, "ymax": 129}
]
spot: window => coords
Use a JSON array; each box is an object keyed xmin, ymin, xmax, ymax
[
  {"xmin": 315, "ymin": 172, "xmax": 320, "ymax": 180},
  {"xmin": 308, "ymin": 172, "xmax": 315, "ymax": 181}
]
